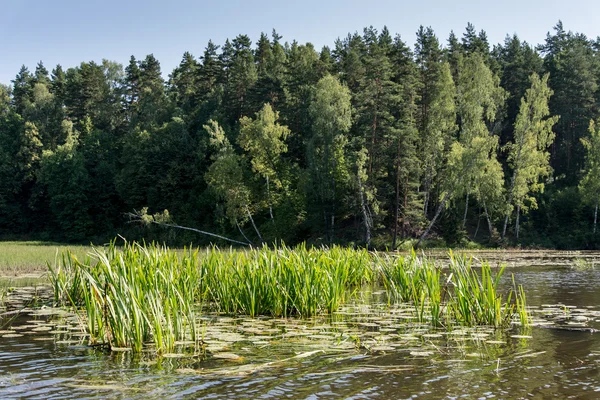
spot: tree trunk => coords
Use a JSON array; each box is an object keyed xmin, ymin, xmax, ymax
[
  {"xmin": 482, "ymin": 198, "xmax": 493, "ymax": 238},
  {"xmin": 423, "ymin": 189, "xmax": 429, "ymax": 218},
  {"xmin": 236, "ymin": 219, "xmax": 254, "ymax": 246},
  {"xmin": 392, "ymin": 143, "xmax": 401, "ymax": 249},
  {"xmin": 416, "ymin": 192, "xmax": 450, "ymax": 249},
  {"xmin": 423, "ymin": 172, "xmax": 432, "ymax": 218},
  {"xmin": 502, "ymin": 170, "xmax": 517, "ymax": 240},
  {"xmin": 514, "ymin": 205, "xmax": 521, "ymax": 240},
  {"xmin": 403, "ymin": 175, "xmax": 409, "ymax": 237},
  {"xmin": 462, "ymin": 190, "xmax": 469, "ymax": 228},
  {"xmin": 358, "ymin": 173, "xmax": 372, "ymax": 248},
  {"xmin": 503, "ymin": 142, "xmax": 522, "ymax": 240},
  {"xmin": 129, "ymin": 213, "xmax": 250, "ymax": 246},
  {"xmin": 594, "ymin": 199, "xmax": 598, "ymax": 234},
  {"xmin": 266, "ymin": 176, "xmax": 275, "ymax": 225},
  {"xmin": 473, "ymin": 207, "xmax": 481, "ymax": 239},
  {"xmin": 331, "ymin": 158, "xmax": 336, "ymax": 244},
  {"xmin": 246, "ymin": 207, "xmax": 264, "ymax": 244}
]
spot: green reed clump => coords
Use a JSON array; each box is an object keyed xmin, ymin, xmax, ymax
[
  {"xmin": 49, "ymin": 240, "xmax": 200, "ymax": 354},
  {"xmin": 47, "ymin": 250, "xmax": 85, "ymax": 306},
  {"xmin": 49, "ymin": 240, "xmax": 529, "ymax": 353},
  {"xmin": 378, "ymin": 251, "xmax": 443, "ymax": 325},
  {"xmin": 447, "ymin": 252, "xmax": 513, "ymax": 326},
  {"xmin": 201, "ymin": 244, "xmax": 373, "ymax": 317},
  {"xmin": 378, "ymin": 250, "xmax": 529, "ymax": 329}
]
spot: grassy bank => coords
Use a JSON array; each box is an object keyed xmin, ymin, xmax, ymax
[{"xmin": 0, "ymin": 241, "xmax": 93, "ymax": 277}]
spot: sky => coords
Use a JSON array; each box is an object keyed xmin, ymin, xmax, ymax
[{"xmin": 1, "ymin": 0, "xmax": 600, "ymax": 85}]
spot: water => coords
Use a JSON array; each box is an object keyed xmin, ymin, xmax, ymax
[{"xmin": 3, "ymin": 261, "xmax": 600, "ymax": 399}]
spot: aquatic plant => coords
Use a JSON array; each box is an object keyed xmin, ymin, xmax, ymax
[
  {"xmin": 378, "ymin": 250, "xmax": 529, "ymax": 328},
  {"xmin": 571, "ymin": 258, "xmax": 595, "ymax": 271},
  {"xmin": 49, "ymin": 241, "xmax": 529, "ymax": 354},
  {"xmin": 447, "ymin": 252, "xmax": 514, "ymax": 327},
  {"xmin": 49, "ymin": 240, "xmax": 199, "ymax": 353},
  {"xmin": 200, "ymin": 244, "xmax": 372, "ymax": 317}
]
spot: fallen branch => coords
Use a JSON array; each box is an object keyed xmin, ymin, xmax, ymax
[{"xmin": 126, "ymin": 209, "xmax": 251, "ymax": 247}]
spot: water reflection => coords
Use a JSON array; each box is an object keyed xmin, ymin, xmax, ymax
[{"xmin": 2, "ymin": 264, "xmax": 600, "ymax": 398}]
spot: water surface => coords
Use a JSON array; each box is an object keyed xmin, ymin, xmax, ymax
[{"xmin": 2, "ymin": 261, "xmax": 600, "ymax": 399}]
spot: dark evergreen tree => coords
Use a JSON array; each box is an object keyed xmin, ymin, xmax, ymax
[{"xmin": 12, "ymin": 65, "xmax": 33, "ymax": 116}]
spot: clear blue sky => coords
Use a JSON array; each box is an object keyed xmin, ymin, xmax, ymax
[{"xmin": 1, "ymin": 0, "xmax": 599, "ymax": 85}]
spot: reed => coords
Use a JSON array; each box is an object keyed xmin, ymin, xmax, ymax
[
  {"xmin": 49, "ymin": 240, "xmax": 199, "ymax": 353},
  {"xmin": 200, "ymin": 244, "xmax": 372, "ymax": 317},
  {"xmin": 378, "ymin": 251, "xmax": 443, "ymax": 325},
  {"xmin": 49, "ymin": 241, "xmax": 529, "ymax": 354},
  {"xmin": 378, "ymin": 250, "xmax": 529, "ymax": 328}
]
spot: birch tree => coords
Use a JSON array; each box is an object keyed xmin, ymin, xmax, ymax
[
  {"xmin": 204, "ymin": 120, "xmax": 263, "ymax": 243},
  {"xmin": 502, "ymin": 73, "xmax": 558, "ymax": 239},
  {"xmin": 239, "ymin": 103, "xmax": 290, "ymax": 226},
  {"xmin": 307, "ymin": 75, "xmax": 352, "ymax": 242},
  {"xmin": 580, "ymin": 120, "xmax": 600, "ymax": 234}
]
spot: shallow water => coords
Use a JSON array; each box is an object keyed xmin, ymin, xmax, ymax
[{"xmin": 3, "ymin": 263, "xmax": 600, "ymax": 399}]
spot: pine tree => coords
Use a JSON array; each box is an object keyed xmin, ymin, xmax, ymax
[
  {"xmin": 540, "ymin": 21, "xmax": 598, "ymax": 180},
  {"xmin": 495, "ymin": 35, "xmax": 543, "ymax": 149},
  {"xmin": 34, "ymin": 61, "xmax": 50, "ymax": 85},
  {"xmin": 415, "ymin": 27, "xmax": 457, "ymax": 218},
  {"xmin": 389, "ymin": 34, "xmax": 422, "ymax": 244},
  {"xmin": 169, "ymin": 51, "xmax": 199, "ymax": 116},
  {"xmin": 12, "ymin": 65, "xmax": 33, "ymax": 115},
  {"xmin": 224, "ymin": 35, "xmax": 258, "ymax": 126}
]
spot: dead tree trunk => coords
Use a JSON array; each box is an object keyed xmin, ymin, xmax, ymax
[
  {"xmin": 416, "ymin": 192, "xmax": 450, "ymax": 249},
  {"xmin": 128, "ymin": 211, "xmax": 251, "ymax": 246},
  {"xmin": 246, "ymin": 207, "xmax": 264, "ymax": 244},
  {"xmin": 236, "ymin": 219, "xmax": 254, "ymax": 246}
]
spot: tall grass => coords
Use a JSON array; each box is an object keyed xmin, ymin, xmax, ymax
[
  {"xmin": 379, "ymin": 250, "xmax": 528, "ymax": 328},
  {"xmin": 378, "ymin": 251, "xmax": 443, "ymax": 325},
  {"xmin": 0, "ymin": 241, "xmax": 92, "ymax": 276},
  {"xmin": 49, "ymin": 241, "xmax": 529, "ymax": 353},
  {"xmin": 49, "ymin": 240, "xmax": 199, "ymax": 353},
  {"xmin": 200, "ymin": 244, "xmax": 372, "ymax": 317},
  {"xmin": 447, "ymin": 252, "xmax": 516, "ymax": 327}
]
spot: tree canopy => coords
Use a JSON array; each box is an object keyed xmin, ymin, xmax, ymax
[{"xmin": 1, "ymin": 22, "xmax": 600, "ymax": 249}]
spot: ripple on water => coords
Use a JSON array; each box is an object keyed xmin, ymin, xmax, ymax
[{"xmin": 3, "ymin": 264, "xmax": 600, "ymax": 398}]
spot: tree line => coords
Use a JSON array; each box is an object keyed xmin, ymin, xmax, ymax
[{"xmin": 1, "ymin": 21, "xmax": 600, "ymax": 249}]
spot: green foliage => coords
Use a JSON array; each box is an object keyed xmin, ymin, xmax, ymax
[
  {"xmin": 541, "ymin": 22, "xmax": 598, "ymax": 180},
  {"xmin": 580, "ymin": 120, "xmax": 600, "ymax": 204},
  {"xmin": 1, "ymin": 23, "xmax": 600, "ymax": 248},
  {"xmin": 49, "ymin": 240, "xmax": 199, "ymax": 353},
  {"xmin": 205, "ymin": 119, "xmax": 253, "ymax": 227},
  {"xmin": 504, "ymin": 73, "xmax": 558, "ymax": 215},
  {"xmin": 239, "ymin": 103, "xmax": 289, "ymax": 187},
  {"xmin": 447, "ymin": 53, "xmax": 506, "ymax": 226},
  {"xmin": 307, "ymin": 75, "xmax": 352, "ymax": 241},
  {"xmin": 38, "ymin": 128, "xmax": 93, "ymax": 241},
  {"xmin": 377, "ymin": 250, "xmax": 528, "ymax": 328},
  {"xmin": 50, "ymin": 241, "xmax": 527, "ymax": 350}
]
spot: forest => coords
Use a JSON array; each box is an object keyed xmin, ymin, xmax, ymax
[{"xmin": 1, "ymin": 21, "xmax": 599, "ymax": 249}]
